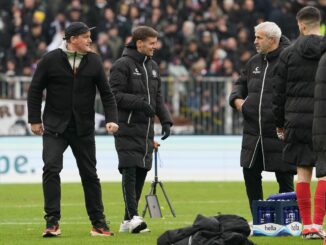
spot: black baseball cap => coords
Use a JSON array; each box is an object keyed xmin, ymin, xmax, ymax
[{"xmin": 63, "ymin": 22, "xmax": 95, "ymax": 40}]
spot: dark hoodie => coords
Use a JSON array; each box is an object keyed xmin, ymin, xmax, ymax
[
  {"xmin": 273, "ymin": 35, "xmax": 323, "ymax": 165},
  {"xmin": 313, "ymin": 37, "xmax": 326, "ymax": 177}
]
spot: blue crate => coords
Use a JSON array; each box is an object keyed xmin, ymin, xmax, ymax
[{"xmin": 252, "ymin": 200, "xmax": 302, "ymax": 236}]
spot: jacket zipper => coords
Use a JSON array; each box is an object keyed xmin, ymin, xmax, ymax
[
  {"xmin": 248, "ymin": 58, "xmax": 269, "ymax": 169},
  {"xmin": 142, "ymin": 56, "xmax": 151, "ymax": 167},
  {"xmin": 248, "ymin": 136, "xmax": 261, "ymax": 168},
  {"xmin": 258, "ymin": 57, "xmax": 268, "ymax": 170},
  {"xmin": 73, "ymin": 52, "xmax": 77, "ymax": 75},
  {"xmin": 70, "ymin": 52, "xmax": 77, "ymax": 128}
]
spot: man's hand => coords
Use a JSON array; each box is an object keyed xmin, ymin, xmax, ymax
[
  {"xmin": 161, "ymin": 123, "xmax": 171, "ymax": 140},
  {"xmin": 106, "ymin": 122, "xmax": 119, "ymax": 134},
  {"xmin": 234, "ymin": 98, "xmax": 245, "ymax": 112},
  {"xmin": 276, "ymin": 127, "xmax": 285, "ymax": 141},
  {"xmin": 31, "ymin": 123, "xmax": 44, "ymax": 135}
]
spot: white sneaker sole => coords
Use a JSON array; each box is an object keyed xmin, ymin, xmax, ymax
[
  {"xmin": 42, "ymin": 229, "xmax": 61, "ymax": 237},
  {"xmin": 90, "ymin": 230, "xmax": 114, "ymax": 236},
  {"xmin": 119, "ymin": 228, "xmax": 129, "ymax": 233},
  {"xmin": 140, "ymin": 228, "xmax": 151, "ymax": 233}
]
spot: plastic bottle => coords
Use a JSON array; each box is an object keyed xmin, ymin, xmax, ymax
[{"xmin": 258, "ymin": 206, "xmax": 265, "ymax": 224}]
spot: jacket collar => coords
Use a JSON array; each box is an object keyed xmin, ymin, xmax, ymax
[
  {"xmin": 265, "ymin": 35, "xmax": 290, "ymax": 61},
  {"xmin": 265, "ymin": 46, "xmax": 281, "ymax": 61},
  {"xmin": 58, "ymin": 48, "xmax": 88, "ymax": 72},
  {"xmin": 122, "ymin": 45, "xmax": 150, "ymax": 64}
]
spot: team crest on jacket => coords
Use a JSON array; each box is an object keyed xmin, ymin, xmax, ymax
[
  {"xmin": 133, "ymin": 68, "xmax": 141, "ymax": 75},
  {"xmin": 253, "ymin": 67, "xmax": 261, "ymax": 74},
  {"xmin": 152, "ymin": 70, "xmax": 157, "ymax": 77}
]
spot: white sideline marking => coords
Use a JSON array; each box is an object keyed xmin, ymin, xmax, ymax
[
  {"xmin": 0, "ymin": 200, "xmax": 242, "ymax": 208},
  {"xmin": 0, "ymin": 202, "xmax": 121, "ymax": 208},
  {"xmin": 0, "ymin": 221, "xmax": 191, "ymax": 225}
]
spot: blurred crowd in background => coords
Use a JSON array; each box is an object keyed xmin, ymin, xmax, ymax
[
  {"xmin": 0, "ymin": 0, "xmax": 325, "ymax": 135},
  {"xmin": 0, "ymin": 0, "xmax": 325, "ymax": 78}
]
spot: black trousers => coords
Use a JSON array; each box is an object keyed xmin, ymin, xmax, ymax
[
  {"xmin": 42, "ymin": 127, "xmax": 105, "ymax": 225},
  {"xmin": 121, "ymin": 167, "xmax": 147, "ymax": 220},
  {"xmin": 243, "ymin": 145, "xmax": 294, "ymax": 216}
]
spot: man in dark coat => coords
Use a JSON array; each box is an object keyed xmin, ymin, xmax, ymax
[
  {"xmin": 273, "ymin": 6, "xmax": 325, "ymax": 239},
  {"xmin": 229, "ymin": 21, "xmax": 295, "ymax": 217},
  {"xmin": 27, "ymin": 22, "xmax": 119, "ymax": 237},
  {"xmin": 313, "ymin": 37, "xmax": 326, "ymax": 236},
  {"xmin": 109, "ymin": 26, "xmax": 173, "ymax": 233}
]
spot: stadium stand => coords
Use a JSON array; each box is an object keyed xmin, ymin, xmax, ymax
[{"xmin": 0, "ymin": 0, "xmax": 325, "ymax": 135}]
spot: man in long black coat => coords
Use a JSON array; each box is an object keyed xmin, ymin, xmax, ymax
[
  {"xmin": 273, "ymin": 6, "xmax": 325, "ymax": 239},
  {"xmin": 109, "ymin": 26, "xmax": 173, "ymax": 233},
  {"xmin": 27, "ymin": 22, "xmax": 119, "ymax": 237},
  {"xmin": 229, "ymin": 21, "xmax": 295, "ymax": 217}
]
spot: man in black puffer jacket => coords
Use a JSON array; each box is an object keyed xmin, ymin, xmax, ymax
[
  {"xmin": 109, "ymin": 26, "xmax": 173, "ymax": 233},
  {"xmin": 273, "ymin": 6, "xmax": 325, "ymax": 239},
  {"xmin": 313, "ymin": 36, "xmax": 326, "ymax": 236},
  {"xmin": 229, "ymin": 21, "xmax": 295, "ymax": 217}
]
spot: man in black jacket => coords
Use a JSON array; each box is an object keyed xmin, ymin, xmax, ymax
[
  {"xmin": 313, "ymin": 37, "xmax": 326, "ymax": 238},
  {"xmin": 27, "ymin": 22, "xmax": 119, "ymax": 237},
  {"xmin": 229, "ymin": 21, "xmax": 295, "ymax": 218},
  {"xmin": 109, "ymin": 26, "xmax": 173, "ymax": 233},
  {"xmin": 273, "ymin": 6, "xmax": 325, "ymax": 239}
]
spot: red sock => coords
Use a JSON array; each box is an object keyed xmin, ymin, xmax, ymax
[
  {"xmin": 296, "ymin": 182, "xmax": 312, "ymax": 225},
  {"xmin": 313, "ymin": 180, "xmax": 326, "ymax": 225}
]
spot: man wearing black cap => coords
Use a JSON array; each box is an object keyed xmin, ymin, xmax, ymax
[
  {"xmin": 27, "ymin": 22, "xmax": 119, "ymax": 237},
  {"xmin": 109, "ymin": 26, "xmax": 173, "ymax": 233}
]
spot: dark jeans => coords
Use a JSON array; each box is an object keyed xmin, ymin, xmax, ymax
[
  {"xmin": 121, "ymin": 167, "xmax": 147, "ymax": 220},
  {"xmin": 42, "ymin": 127, "xmax": 105, "ymax": 225},
  {"xmin": 243, "ymin": 145, "xmax": 294, "ymax": 216}
]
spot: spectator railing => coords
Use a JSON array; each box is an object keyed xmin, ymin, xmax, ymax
[
  {"xmin": 160, "ymin": 76, "xmax": 234, "ymax": 134},
  {"xmin": 0, "ymin": 74, "xmax": 242, "ymax": 135},
  {"xmin": 0, "ymin": 75, "xmax": 31, "ymax": 99}
]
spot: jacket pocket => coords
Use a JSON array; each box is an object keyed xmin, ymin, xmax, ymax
[
  {"xmin": 241, "ymin": 97, "xmax": 248, "ymax": 118},
  {"xmin": 127, "ymin": 111, "xmax": 133, "ymax": 125}
]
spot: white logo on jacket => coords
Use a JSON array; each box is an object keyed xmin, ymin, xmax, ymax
[
  {"xmin": 152, "ymin": 70, "xmax": 158, "ymax": 78},
  {"xmin": 253, "ymin": 67, "xmax": 261, "ymax": 74},
  {"xmin": 133, "ymin": 68, "xmax": 141, "ymax": 75}
]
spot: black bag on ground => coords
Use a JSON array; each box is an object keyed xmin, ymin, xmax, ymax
[{"xmin": 157, "ymin": 214, "xmax": 255, "ymax": 245}]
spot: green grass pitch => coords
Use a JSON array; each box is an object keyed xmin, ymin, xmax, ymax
[{"xmin": 0, "ymin": 181, "xmax": 322, "ymax": 245}]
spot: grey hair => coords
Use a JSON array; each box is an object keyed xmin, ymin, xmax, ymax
[{"xmin": 254, "ymin": 22, "xmax": 282, "ymax": 41}]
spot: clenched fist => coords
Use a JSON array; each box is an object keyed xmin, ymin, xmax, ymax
[
  {"xmin": 31, "ymin": 123, "xmax": 44, "ymax": 135},
  {"xmin": 106, "ymin": 122, "xmax": 119, "ymax": 134}
]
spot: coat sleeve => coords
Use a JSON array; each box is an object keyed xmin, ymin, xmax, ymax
[
  {"xmin": 109, "ymin": 59, "xmax": 146, "ymax": 110},
  {"xmin": 27, "ymin": 58, "xmax": 48, "ymax": 123},
  {"xmin": 272, "ymin": 49, "xmax": 289, "ymax": 128},
  {"xmin": 94, "ymin": 55, "xmax": 118, "ymax": 124},
  {"xmin": 155, "ymin": 71, "xmax": 173, "ymax": 125},
  {"xmin": 229, "ymin": 62, "xmax": 249, "ymax": 109}
]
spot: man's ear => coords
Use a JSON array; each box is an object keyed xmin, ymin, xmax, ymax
[
  {"xmin": 297, "ymin": 21, "xmax": 305, "ymax": 34},
  {"xmin": 69, "ymin": 36, "xmax": 76, "ymax": 44},
  {"xmin": 136, "ymin": 40, "xmax": 142, "ymax": 49}
]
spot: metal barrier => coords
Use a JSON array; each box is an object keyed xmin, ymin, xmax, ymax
[
  {"xmin": 0, "ymin": 74, "xmax": 242, "ymax": 135},
  {"xmin": 0, "ymin": 75, "xmax": 31, "ymax": 100},
  {"xmin": 160, "ymin": 76, "xmax": 234, "ymax": 134}
]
